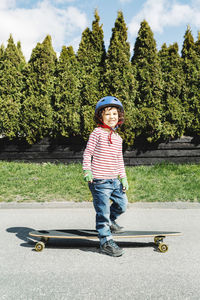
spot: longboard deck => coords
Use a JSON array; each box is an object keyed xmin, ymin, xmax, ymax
[
  {"xmin": 29, "ymin": 229, "xmax": 182, "ymax": 239},
  {"xmin": 29, "ymin": 229, "xmax": 182, "ymax": 252}
]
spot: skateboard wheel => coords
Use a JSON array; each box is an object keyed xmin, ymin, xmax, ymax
[
  {"xmin": 35, "ymin": 241, "xmax": 45, "ymax": 252},
  {"xmin": 158, "ymin": 243, "xmax": 168, "ymax": 253}
]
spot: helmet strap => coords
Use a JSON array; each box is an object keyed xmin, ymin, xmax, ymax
[{"xmin": 97, "ymin": 118, "xmax": 120, "ymax": 144}]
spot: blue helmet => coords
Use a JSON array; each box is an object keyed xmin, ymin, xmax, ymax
[{"xmin": 95, "ymin": 96, "xmax": 124, "ymax": 115}]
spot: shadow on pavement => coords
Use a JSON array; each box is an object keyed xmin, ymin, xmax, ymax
[
  {"xmin": 6, "ymin": 227, "xmax": 156, "ymax": 253},
  {"xmin": 6, "ymin": 227, "xmax": 37, "ymax": 248}
]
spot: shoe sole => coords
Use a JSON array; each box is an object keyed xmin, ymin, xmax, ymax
[{"xmin": 100, "ymin": 248, "xmax": 124, "ymax": 257}]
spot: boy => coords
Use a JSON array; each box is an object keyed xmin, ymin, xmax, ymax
[{"xmin": 83, "ymin": 96, "xmax": 128, "ymax": 257}]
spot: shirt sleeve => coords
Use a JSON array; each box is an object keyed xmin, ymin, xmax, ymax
[
  {"xmin": 118, "ymin": 140, "xmax": 126, "ymax": 178},
  {"xmin": 82, "ymin": 129, "xmax": 99, "ymax": 171}
]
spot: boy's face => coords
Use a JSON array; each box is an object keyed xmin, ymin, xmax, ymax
[{"xmin": 102, "ymin": 107, "xmax": 119, "ymax": 128}]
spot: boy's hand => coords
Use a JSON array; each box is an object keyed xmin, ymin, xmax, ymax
[
  {"xmin": 83, "ymin": 170, "xmax": 93, "ymax": 182},
  {"xmin": 121, "ymin": 177, "xmax": 129, "ymax": 191}
]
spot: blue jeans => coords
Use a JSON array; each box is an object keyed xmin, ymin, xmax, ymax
[{"xmin": 89, "ymin": 178, "xmax": 128, "ymax": 245}]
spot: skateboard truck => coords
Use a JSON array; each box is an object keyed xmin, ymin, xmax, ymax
[
  {"xmin": 35, "ymin": 237, "xmax": 49, "ymax": 252},
  {"xmin": 154, "ymin": 236, "xmax": 168, "ymax": 253}
]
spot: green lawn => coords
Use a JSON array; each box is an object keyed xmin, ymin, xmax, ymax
[{"xmin": 0, "ymin": 161, "xmax": 200, "ymax": 202}]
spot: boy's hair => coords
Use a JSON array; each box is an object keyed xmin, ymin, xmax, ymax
[{"xmin": 94, "ymin": 106, "xmax": 124, "ymax": 126}]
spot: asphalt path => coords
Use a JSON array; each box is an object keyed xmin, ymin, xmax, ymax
[{"xmin": 0, "ymin": 202, "xmax": 200, "ymax": 300}]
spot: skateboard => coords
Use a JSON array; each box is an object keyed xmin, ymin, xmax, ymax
[{"xmin": 29, "ymin": 229, "xmax": 182, "ymax": 253}]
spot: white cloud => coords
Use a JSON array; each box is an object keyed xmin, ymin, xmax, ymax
[
  {"xmin": 0, "ymin": 0, "xmax": 16, "ymax": 10},
  {"xmin": 128, "ymin": 0, "xmax": 200, "ymax": 37},
  {"xmin": 0, "ymin": 0, "xmax": 88, "ymax": 60}
]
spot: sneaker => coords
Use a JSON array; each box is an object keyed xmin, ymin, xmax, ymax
[
  {"xmin": 100, "ymin": 239, "xmax": 124, "ymax": 257},
  {"xmin": 110, "ymin": 221, "xmax": 124, "ymax": 233}
]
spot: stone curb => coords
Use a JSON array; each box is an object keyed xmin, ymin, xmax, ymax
[{"xmin": 0, "ymin": 201, "xmax": 200, "ymax": 209}]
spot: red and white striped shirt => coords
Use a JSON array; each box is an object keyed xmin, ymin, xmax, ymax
[{"xmin": 83, "ymin": 127, "xmax": 126, "ymax": 179}]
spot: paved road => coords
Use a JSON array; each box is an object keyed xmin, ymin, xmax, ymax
[{"xmin": 0, "ymin": 203, "xmax": 200, "ymax": 299}]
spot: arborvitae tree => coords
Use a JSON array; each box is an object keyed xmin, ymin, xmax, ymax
[
  {"xmin": 16, "ymin": 41, "xmax": 26, "ymax": 71},
  {"xmin": 181, "ymin": 26, "xmax": 200, "ymax": 135},
  {"xmin": 0, "ymin": 44, "xmax": 5, "ymax": 76},
  {"xmin": 103, "ymin": 11, "xmax": 137, "ymax": 145},
  {"xmin": 52, "ymin": 46, "xmax": 81, "ymax": 138},
  {"xmin": 21, "ymin": 35, "xmax": 56, "ymax": 143},
  {"xmin": 0, "ymin": 35, "xmax": 25, "ymax": 138},
  {"xmin": 158, "ymin": 43, "xmax": 186, "ymax": 139},
  {"xmin": 131, "ymin": 20, "xmax": 163, "ymax": 142},
  {"xmin": 0, "ymin": 44, "xmax": 4, "ymax": 61},
  {"xmin": 77, "ymin": 10, "xmax": 106, "ymax": 140},
  {"xmin": 195, "ymin": 31, "xmax": 200, "ymax": 55}
]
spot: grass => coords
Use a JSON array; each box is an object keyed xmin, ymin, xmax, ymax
[
  {"xmin": 0, "ymin": 161, "xmax": 200, "ymax": 203},
  {"xmin": 126, "ymin": 163, "xmax": 200, "ymax": 202}
]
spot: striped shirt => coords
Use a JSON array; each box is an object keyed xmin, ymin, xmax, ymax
[{"xmin": 83, "ymin": 127, "xmax": 126, "ymax": 179}]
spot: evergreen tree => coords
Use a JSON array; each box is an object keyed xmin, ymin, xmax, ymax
[
  {"xmin": 16, "ymin": 41, "xmax": 26, "ymax": 71},
  {"xmin": 77, "ymin": 10, "xmax": 106, "ymax": 140},
  {"xmin": 0, "ymin": 44, "xmax": 4, "ymax": 62},
  {"xmin": 195, "ymin": 31, "xmax": 200, "ymax": 55},
  {"xmin": 52, "ymin": 46, "xmax": 81, "ymax": 138},
  {"xmin": 181, "ymin": 26, "xmax": 200, "ymax": 135},
  {"xmin": 0, "ymin": 44, "xmax": 5, "ymax": 76},
  {"xmin": 131, "ymin": 20, "xmax": 163, "ymax": 142},
  {"xmin": 0, "ymin": 35, "xmax": 25, "ymax": 138},
  {"xmin": 21, "ymin": 35, "xmax": 56, "ymax": 143},
  {"xmin": 158, "ymin": 43, "xmax": 186, "ymax": 139},
  {"xmin": 103, "ymin": 11, "xmax": 136, "ymax": 145}
]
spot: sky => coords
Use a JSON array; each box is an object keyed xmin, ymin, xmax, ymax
[{"xmin": 1, "ymin": 0, "xmax": 200, "ymax": 60}]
